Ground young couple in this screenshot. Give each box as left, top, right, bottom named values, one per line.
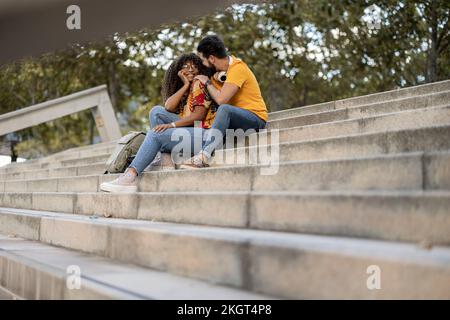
left=100, top=35, right=268, bottom=193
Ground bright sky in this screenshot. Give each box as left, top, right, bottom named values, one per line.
left=0, top=155, right=26, bottom=168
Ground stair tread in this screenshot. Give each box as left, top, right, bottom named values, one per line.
left=2, top=123, right=450, bottom=178
left=2, top=100, right=449, bottom=172
left=0, top=232, right=271, bottom=299
left=1, top=207, right=450, bottom=267
left=268, top=79, right=450, bottom=119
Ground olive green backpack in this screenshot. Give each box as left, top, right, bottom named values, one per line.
left=104, top=131, right=146, bottom=174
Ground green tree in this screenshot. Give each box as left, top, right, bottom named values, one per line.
left=1, top=0, right=448, bottom=159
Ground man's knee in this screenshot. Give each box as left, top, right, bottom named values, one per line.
left=216, top=104, right=235, bottom=117
left=218, top=104, right=233, bottom=112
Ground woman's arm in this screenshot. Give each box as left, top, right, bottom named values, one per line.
left=173, top=106, right=208, bottom=127
left=152, top=106, right=207, bottom=133
left=164, top=83, right=190, bottom=112
left=164, top=70, right=191, bottom=112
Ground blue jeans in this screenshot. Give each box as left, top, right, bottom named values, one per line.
left=129, top=106, right=205, bottom=174
left=203, top=104, right=266, bottom=156
left=149, top=105, right=180, bottom=128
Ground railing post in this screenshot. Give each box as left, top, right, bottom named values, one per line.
left=91, top=91, right=122, bottom=141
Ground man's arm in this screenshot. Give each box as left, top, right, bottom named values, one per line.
left=195, top=75, right=239, bottom=105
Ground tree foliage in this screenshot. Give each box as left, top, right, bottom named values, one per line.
left=0, top=0, right=448, bottom=158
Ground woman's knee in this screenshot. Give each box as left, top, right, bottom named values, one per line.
left=146, top=128, right=167, bottom=143
left=149, top=105, right=165, bottom=118
left=144, top=129, right=158, bottom=141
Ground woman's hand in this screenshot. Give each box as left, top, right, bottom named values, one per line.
left=153, top=123, right=174, bottom=133
left=178, top=70, right=190, bottom=86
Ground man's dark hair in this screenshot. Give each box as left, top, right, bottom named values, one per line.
left=197, top=35, right=227, bottom=59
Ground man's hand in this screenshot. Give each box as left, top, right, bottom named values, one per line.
left=195, top=75, right=239, bottom=105
left=153, top=123, right=174, bottom=133
left=194, top=75, right=209, bottom=85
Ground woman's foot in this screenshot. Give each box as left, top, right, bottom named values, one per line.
left=100, top=168, right=138, bottom=193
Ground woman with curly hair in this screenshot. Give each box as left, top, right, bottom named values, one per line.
left=100, top=53, right=217, bottom=193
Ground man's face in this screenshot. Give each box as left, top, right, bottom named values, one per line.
left=197, top=52, right=216, bottom=72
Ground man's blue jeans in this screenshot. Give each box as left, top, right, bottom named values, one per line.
left=202, top=104, right=266, bottom=156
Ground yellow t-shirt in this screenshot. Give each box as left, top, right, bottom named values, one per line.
left=212, top=56, right=268, bottom=122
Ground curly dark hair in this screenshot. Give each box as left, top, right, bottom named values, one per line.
left=161, top=53, right=211, bottom=103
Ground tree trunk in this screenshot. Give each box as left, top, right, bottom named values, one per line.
left=107, top=61, right=119, bottom=110
left=426, top=0, right=438, bottom=83
left=10, top=141, right=18, bottom=162
left=89, top=115, right=95, bottom=144
left=302, top=84, right=309, bottom=106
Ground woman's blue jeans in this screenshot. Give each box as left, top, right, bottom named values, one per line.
left=129, top=106, right=205, bottom=174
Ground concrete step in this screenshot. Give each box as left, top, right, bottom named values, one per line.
left=1, top=151, right=449, bottom=193
left=52, top=140, right=117, bottom=155
left=3, top=79, right=448, bottom=172
left=1, top=141, right=116, bottom=171
left=0, top=208, right=449, bottom=299
left=48, top=145, right=115, bottom=162
left=3, top=91, right=448, bottom=174
left=0, top=285, right=20, bottom=300
left=252, top=104, right=450, bottom=146
left=0, top=162, right=106, bottom=181
left=2, top=124, right=449, bottom=181
left=1, top=189, right=449, bottom=244
left=3, top=116, right=450, bottom=181
left=0, top=147, right=114, bottom=174
left=267, top=90, right=450, bottom=129
left=57, top=153, right=110, bottom=168
left=268, top=79, right=450, bottom=120
left=214, top=125, right=450, bottom=165
left=0, top=233, right=269, bottom=300
left=3, top=102, right=449, bottom=175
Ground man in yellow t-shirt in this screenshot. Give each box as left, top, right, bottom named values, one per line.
left=181, top=34, right=268, bottom=168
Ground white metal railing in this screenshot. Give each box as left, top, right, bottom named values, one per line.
left=0, top=85, right=122, bottom=142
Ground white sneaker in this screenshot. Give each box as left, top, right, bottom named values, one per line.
left=100, top=170, right=138, bottom=193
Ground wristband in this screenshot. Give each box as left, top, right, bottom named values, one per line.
left=170, top=122, right=176, bottom=128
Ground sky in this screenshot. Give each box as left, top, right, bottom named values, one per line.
left=0, top=156, right=25, bottom=168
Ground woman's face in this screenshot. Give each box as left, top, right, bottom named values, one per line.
left=180, top=60, right=199, bottom=82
